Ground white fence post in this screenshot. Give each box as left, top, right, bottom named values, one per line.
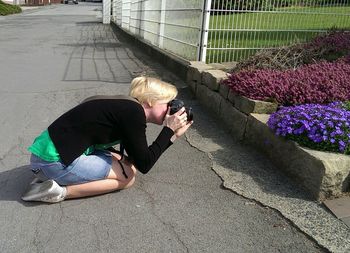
left=103, top=0, right=111, bottom=24
left=159, top=0, right=167, bottom=48
left=198, top=0, right=211, bottom=62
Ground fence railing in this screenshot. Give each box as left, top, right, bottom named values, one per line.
left=205, top=0, right=350, bottom=63
left=111, top=0, right=204, bottom=61
left=110, top=0, right=350, bottom=63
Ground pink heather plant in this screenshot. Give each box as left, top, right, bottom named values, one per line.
left=306, top=31, right=350, bottom=60
left=222, top=58, right=350, bottom=106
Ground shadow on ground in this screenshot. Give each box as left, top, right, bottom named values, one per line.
left=0, top=165, right=42, bottom=206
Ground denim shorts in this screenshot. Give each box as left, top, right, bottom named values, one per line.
left=30, top=150, right=112, bottom=186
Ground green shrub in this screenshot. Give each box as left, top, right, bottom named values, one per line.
left=342, top=100, right=350, bottom=111
left=211, top=0, right=274, bottom=12
left=0, top=0, right=22, bottom=16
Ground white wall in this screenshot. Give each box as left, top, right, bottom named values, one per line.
left=3, top=0, right=26, bottom=5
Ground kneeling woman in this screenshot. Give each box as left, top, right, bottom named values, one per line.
left=22, top=76, right=193, bottom=203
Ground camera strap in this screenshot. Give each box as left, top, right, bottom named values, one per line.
left=118, top=143, right=128, bottom=179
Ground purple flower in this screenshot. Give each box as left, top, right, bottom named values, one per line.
left=267, top=103, right=350, bottom=154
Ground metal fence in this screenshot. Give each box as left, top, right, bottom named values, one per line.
left=111, top=0, right=350, bottom=63
left=205, top=0, right=350, bottom=63
left=111, top=0, right=204, bottom=61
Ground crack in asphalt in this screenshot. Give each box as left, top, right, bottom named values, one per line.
left=32, top=209, right=44, bottom=253
left=135, top=183, right=190, bottom=252
left=184, top=122, right=350, bottom=253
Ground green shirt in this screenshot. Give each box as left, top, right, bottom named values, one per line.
left=28, top=130, right=120, bottom=162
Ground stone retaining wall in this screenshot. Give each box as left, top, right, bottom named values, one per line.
left=187, top=61, right=350, bottom=201
left=110, top=24, right=350, bottom=201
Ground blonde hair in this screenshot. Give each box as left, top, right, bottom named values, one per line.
left=129, top=76, right=178, bottom=106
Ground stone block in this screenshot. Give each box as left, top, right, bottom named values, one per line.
left=196, top=84, right=222, bottom=115
left=221, top=61, right=238, bottom=71
left=202, top=69, right=227, bottom=91
left=244, top=114, right=350, bottom=200
left=187, top=62, right=213, bottom=84
left=227, top=90, right=237, bottom=105
left=208, top=63, right=227, bottom=71
left=186, top=62, right=214, bottom=96
left=219, top=99, right=248, bottom=141
left=185, top=67, right=198, bottom=85
left=209, top=61, right=238, bottom=72
left=186, top=67, right=197, bottom=95
left=187, top=80, right=197, bottom=95
left=307, top=149, right=350, bottom=198
left=189, top=61, right=212, bottom=69
left=233, top=95, right=278, bottom=115
left=219, top=82, right=230, bottom=100
left=208, top=61, right=238, bottom=72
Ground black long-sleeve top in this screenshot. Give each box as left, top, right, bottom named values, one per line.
left=48, top=96, right=174, bottom=174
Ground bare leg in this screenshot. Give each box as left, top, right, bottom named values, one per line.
left=65, top=153, right=136, bottom=199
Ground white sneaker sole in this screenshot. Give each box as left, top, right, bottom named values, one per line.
left=22, top=180, right=64, bottom=203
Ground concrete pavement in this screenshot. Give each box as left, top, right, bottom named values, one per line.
left=0, top=3, right=347, bottom=252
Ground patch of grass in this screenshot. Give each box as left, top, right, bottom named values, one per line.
left=342, top=101, right=350, bottom=111
left=207, top=30, right=321, bottom=62
left=0, top=0, right=22, bottom=16
left=207, top=6, right=350, bottom=62
left=209, top=6, right=350, bottom=30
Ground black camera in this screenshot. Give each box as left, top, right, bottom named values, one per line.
left=168, top=99, right=193, bottom=121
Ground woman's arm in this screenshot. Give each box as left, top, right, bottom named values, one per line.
left=120, top=117, right=174, bottom=174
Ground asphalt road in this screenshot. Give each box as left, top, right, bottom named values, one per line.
left=0, top=3, right=326, bottom=253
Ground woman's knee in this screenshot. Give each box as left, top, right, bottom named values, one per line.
left=123, top=175, right=136, bottom=189
left=122, top=164, right=136, bottom=183
left=109, top=154, right=137, bottom=185
left=118, top=166, right=136, bottom=189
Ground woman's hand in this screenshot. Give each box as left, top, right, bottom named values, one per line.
left=163, top=107, right=188, bottom=132
left=174, top=120, right=193, bottom=138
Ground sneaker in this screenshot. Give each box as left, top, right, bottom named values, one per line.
left=22, top=180, right=66, bottom=203
left=30, top=177, right=43, bottom=185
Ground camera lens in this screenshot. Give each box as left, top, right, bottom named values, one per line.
left=168, top=99, right=194, bottom=121
left=169, top=99, right=184, bottom=115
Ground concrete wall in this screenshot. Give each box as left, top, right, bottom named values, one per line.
left=3, top=0, right=26, bottom=4
left=22, top=0, right=61, bottom=5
